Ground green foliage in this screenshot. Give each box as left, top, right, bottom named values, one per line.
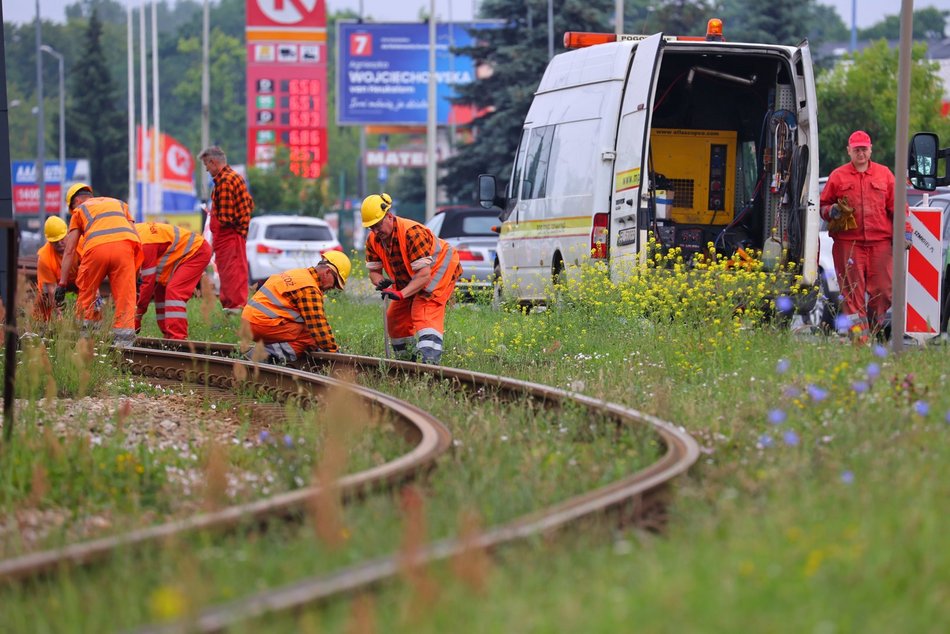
left=65, top=9, right=128, bottom=196
left=859, top=7, right=948, bottom=41
left=816, top=40, right=950, bottom=175
left=720, top=0, right=815, bottom=45
left=247, top=145, right=332, bottom=216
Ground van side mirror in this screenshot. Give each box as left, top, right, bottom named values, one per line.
left=477, top=174, right=497, bottom=209
left=909, top=133, right=938, bottom=191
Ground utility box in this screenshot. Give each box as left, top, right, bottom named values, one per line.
left=650, top=128, right=737, bottom=225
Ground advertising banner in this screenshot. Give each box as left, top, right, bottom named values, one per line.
left=11, top=159, right=90, bottom=214
left=337, top=21, right=500, bottom=126
left=246, top=0, right=328, bottom=177
left=136, top=127, right=198, bottom=219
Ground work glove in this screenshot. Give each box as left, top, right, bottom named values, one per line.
left=380, top=288, right=404, bottom=301
left=905, top=230, right=913, bottom=250
left=54, top=284, right=67, bottom=310
left=375, top=278, right=393, bottom=291
left=828, top=197, right=858, bottom=233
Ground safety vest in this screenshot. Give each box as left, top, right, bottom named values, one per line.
left=135, top=222, right=205, bottom=285
left=366, top=217, right=459, bottom=296
left=244, top=268, right=320, bottom=326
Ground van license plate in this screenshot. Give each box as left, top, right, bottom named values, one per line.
left=617, top=227, right=637, bottom=247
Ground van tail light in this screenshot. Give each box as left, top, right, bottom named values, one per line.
left=321, top=244, right=344, bottom=254
left=256, top=244, right=283, bottom=254
left=456, top=248, right=484, bottom=262
left=591, top=213, right=609, bottom=259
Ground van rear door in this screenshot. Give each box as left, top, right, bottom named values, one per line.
left=609, top=33, right=664, bottom=278
left=792, top=41, right=820, bottom=286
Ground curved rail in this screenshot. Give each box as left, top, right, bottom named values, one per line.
left=0, top=346, right=453, bottom=582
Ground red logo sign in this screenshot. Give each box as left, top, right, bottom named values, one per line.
left=349, top=32, right=372, bottom=56
left=246, top=0, right=325, bottom=28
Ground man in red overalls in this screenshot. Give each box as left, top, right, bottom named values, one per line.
left=135, top=222, right=213, bottom=339
left=361, top=193, right=461, bottom=364
left=199, top=146, right=253, bottom=314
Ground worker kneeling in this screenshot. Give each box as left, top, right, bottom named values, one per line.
left=135, top=222, right=213, bottom=339
left=34, top=216, right=82, bottom=322
left=241, top=251, right=350, bottom=364
left=361, top=193, right=461, bottom=364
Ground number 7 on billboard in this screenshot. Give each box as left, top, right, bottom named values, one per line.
left=350, top=33, right=372, bottom=56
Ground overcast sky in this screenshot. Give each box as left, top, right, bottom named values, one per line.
left=2, top=0, right=947, bottom=32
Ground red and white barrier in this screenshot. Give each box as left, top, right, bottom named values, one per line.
left=905, top=206, right=945, bottom=341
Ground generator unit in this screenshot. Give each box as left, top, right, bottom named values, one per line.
left=650, top=128, right=737, bottom=225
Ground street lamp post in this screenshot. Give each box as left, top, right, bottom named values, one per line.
left=39, top=45, right=66, bottom=217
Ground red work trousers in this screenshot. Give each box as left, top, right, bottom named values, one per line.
left=155, top=242, right=212, bottom=340
left=832, top=239, right=893, bottom=333
left=212, top=221, right=248, bottom=310
left=75, top=240, right=137, bottom=337
left=244, top=319, right=316, bottom=357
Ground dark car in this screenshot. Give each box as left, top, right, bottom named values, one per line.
left=425, top=206, right=499, bottom=291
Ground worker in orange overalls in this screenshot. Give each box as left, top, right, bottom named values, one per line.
left=33, top=216, right=82, bottom=321
left=58, top=183, right=142, bottom=347
left=134, top=221, right=213, bottom=339
left=241, top=251, right=350, bottom=364
left=361, top=193, right=461, bottom=364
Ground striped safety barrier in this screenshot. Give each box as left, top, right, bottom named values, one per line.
left=905, top=206, right=945, bottom=341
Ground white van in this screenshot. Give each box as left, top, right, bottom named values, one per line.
left=479, top=21, right=821, bottom=307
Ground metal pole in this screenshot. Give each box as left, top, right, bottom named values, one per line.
left=358, top=2, right=366, bottom=198
left=547, top=0, right=554, bottom=60
left=1, top=1, right=19, bottom=442
left=200, top=0, right=210, bottom=203
left=40, top=46, right=65, bottom=217
left=890, top=0, right=914, bottom=354
left=35, top=0, right=46, bottom=219
left=850, top=0, right=857, bottom=53
left=151, top=0, right=162, bottom=216
left=615, top=0, right=623, bottom=35
left=127, top=1, right=137, bottom=217
left=139, top=0, right=148, bottom=217
left=426, top=0, right=437, bottom=220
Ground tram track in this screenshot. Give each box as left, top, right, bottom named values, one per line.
left=3, top=338, right=699, bottom=631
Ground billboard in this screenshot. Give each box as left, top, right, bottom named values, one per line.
left=136, top=127, right=199, bottom=219
left=11, top=159, right=90, bottom=215
left=337, top=21, right=500, bottom=126
left=246, top=0, right=328, bottom=178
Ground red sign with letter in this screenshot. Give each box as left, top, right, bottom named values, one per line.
left=246, top=0, right=327, bottom=178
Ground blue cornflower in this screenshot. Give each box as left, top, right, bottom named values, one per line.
left=283, top=434, right=294, bottom=447
left=783, top=430, right=800, bottom=446
left=776, top=358, right=790, bottom=374
left=768, top=409, right=787, bottom=425
left=851, top=380, right=869, bottom=394
left=806, top=384, right=829, bottom=401
left=758, top=434, right=774, bottom=448
left=840, top=470, right=855, bottom=485
left=259, top=430, right=270, bottom=442
left=873, top=344, right=888, bottom=358
left=775, top=296, right=794, bottom=313
left=945, top=410, right=950, bottom=424
left=835, top=314, right=851, bottom=333
left=914, top=401, right=930, bottom=416
left=866, top=363, right=881, bottom=380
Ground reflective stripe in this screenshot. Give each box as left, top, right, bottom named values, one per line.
left=165, top=300, right=188, bottom=309
left=86, top=225, right=137, bottom=241
left=163, top=311, right=188, bottom=319
left=259, top=286, right=304, bottom=323
left=141, top=266, right=157, bottom=276
left=390, top=336, right=414, bottom=347
left=156, top=226, right=181, bottom=278
left=113, top=328, right=136, bottom=336
left=424, top=241, right=456, bottom=294
left=416, top=328, right=443, bottom=350
left=171, top=232, right=197, bottom=277
left=155, top=302, right=166, bottom=309
left=247, top=298, right=282, bottom=320
left=82, top=208, right=127, bottom=232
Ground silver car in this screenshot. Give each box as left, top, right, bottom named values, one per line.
left=245, top=215, right=343, bottom=286
left=425, top=207, right=499, bottom=290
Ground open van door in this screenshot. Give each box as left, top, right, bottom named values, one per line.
left=792, top=41, right=820, bottom=286
left=609, top=33, right=664, bottom=279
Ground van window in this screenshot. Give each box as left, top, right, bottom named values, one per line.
left=522, top=125, right=555, bottom=199
left=509, top=129, right=530, bottom=200
left=543, top=119, right=600, bottom=199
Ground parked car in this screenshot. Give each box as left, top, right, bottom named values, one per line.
left=425, top=206, right=499, bottom=291
left=245, top=215, right=342, bottom=286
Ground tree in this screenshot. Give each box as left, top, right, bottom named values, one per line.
left=720, top=0, right=815, bottom=46
left=859, top=8, right=948, bottom=41
left=440, top=0, right=614, bottom=206
left=66, top=9, right=128, bottom=197
left=816, top=40, right=950, bottom=176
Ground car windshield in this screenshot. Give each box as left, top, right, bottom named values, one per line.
left=441, top=212, right=498, bottom=238
left=264, top=224, right=333, bottom=241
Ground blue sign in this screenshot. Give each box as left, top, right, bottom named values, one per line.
left=337, top=21, right=500, bottom=126
left=12, top=159, right=89, bottom=184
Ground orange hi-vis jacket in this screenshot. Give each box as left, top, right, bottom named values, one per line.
left=244, top=268, right=318, bottom=328
left=36, top=239, right=84, bottom=290
left=135, top=222, right=205, bottom=285
left=365, top=217, right=459, bottom=299
left=69, top=197, right=143, bottom=268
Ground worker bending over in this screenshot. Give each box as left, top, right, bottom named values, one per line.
left=58, top=183, right=142, bottom=347
left=361, top=193, right=461, bottom=364
left=34, top=216, right=82, bottom=322
left=135, top=221, right=213, bottom=339
left=241, top=251, right=350, bottom=364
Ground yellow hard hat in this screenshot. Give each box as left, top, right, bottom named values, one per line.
left=65, top=182, right=92, bottom=207
left=361, top=193, right=392, bottom=228
left=320, top=250, right=351, bottom=289
left=45, top=215, right=68, bottom=243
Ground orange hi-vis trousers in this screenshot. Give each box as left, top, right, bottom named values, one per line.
left=75, top=240, right=138, bottom=340
left=243, top=319, right=316, bottom=360
left=386, top=286, right=454, bottom=364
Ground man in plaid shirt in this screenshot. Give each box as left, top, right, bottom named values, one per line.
left=199, top=146, right=253, bottom=314
left=241, top=252, right=351, bottom=364
left=362, top=193, right=461, bottom=364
